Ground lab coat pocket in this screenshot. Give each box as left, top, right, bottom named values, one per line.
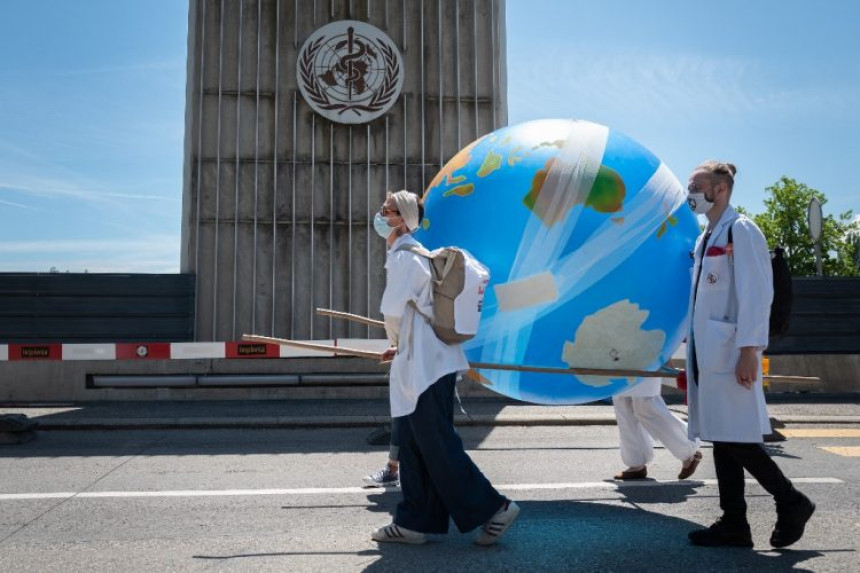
left=700, top=256, right=730, bottom=292
left=702, top=319, right=739, bottom=374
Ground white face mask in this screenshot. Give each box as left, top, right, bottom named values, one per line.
left=687, top=192, right=714, bottom=215
left=373, top=212, right=395, bottom=238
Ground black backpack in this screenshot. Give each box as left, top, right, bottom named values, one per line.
left=727, top=223, right=792, bottom=338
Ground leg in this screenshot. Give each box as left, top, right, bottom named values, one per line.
left=631, top=396, right=702, bottom=479
left=362, top=417, right=401, bottom=487
left=687, top=441, right=753, bottom=548
left=716, top=442, right=815, bottom=548
left=402, top=373, right=506, bottom=533
left=713, top=441, right=748, bottom=523
left=717, top=442, right=799, bottom=504
left=631, top=396, right=698, bottom=462
left=389, top=416, right=401, bottom=463
left=393, top=407, right=451, bottom=534
left=613, top=396, right=653, bottom=469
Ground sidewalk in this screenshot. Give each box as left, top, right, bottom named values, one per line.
left=1, top=394, right=859, bottom=430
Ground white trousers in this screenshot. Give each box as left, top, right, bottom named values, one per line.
left=613, top=395, right=699, bottom=468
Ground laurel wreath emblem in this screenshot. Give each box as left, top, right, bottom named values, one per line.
left=299, top=35, right=401, bottom=118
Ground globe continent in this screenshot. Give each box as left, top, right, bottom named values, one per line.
left=416, top=119, right=700, bottom=405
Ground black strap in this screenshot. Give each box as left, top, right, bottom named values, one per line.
left=689, top=229, right=712, bottom=385
left=692, top=229, right=713, bottom=304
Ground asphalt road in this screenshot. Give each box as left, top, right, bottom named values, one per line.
left=1, top=424, right=858, bottom=572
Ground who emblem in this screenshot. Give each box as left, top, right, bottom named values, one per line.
left=297, top=20, right=404, bottom=124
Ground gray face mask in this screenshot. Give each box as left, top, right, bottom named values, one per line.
left=687, top=192, right=714, bottom=215
left=373, top=212, right=395, bottom=238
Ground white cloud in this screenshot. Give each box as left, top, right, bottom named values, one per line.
left=0, top=181, right=179, bottom=204
left=0, top=235, right=180, bottom=273
left=0, top=197, right=36, bottom=210
left=52, top=60, right=185, bottom=77
left=509, top=52, right=853, bottom=125
left=0, top=236, right=176, bottom=255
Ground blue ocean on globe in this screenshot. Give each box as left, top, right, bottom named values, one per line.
left=415, top=119, right=700, bottom=405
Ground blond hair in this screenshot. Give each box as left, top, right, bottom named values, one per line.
left=695, top=160, right=737, bottom=192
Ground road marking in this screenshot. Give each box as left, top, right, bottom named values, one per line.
left=779, top=429, right=860, bottom=438
left=0, top=477, right=843, bottom=502
left=819, top=446, right=860, bottom=457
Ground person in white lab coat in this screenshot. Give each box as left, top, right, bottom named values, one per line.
left=685, top=161, right=814, bottom=549
left=612, top=377, right=701, bottom=481
left=370, top=190, right=519, bottom=546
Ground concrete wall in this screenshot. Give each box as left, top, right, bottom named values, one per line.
left=0, top=358, right=390, bottom=402
left=181, top=0, right=508, bottom=342
left=1, top=353, right=856, bottom=402
left=0, top=357, right=505, bottom=402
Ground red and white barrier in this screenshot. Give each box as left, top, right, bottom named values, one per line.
left=0, top=339, right=390, bottom=362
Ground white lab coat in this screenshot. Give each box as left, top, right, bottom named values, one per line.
left=381, top=234, right=469, bottom=418
left=686, top=205, right=773, bottom=443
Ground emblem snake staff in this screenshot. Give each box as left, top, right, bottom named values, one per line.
left=319, top=26, right=376, bottom=99
left=297, top=20, right=404, bottom=123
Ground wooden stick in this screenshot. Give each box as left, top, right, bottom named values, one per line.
left=469, top=361, right=675, bottom=378
left=316, top=308, right=385, bottom=328
left=244, top=334, right=675, bottom=377
left=763, top=375, right=821, bottom=383
left=246, top=334, right=821, bottom=383
left=242, top=335, right=386, bottom=360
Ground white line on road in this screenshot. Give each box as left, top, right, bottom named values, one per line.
left=0, top=477, right=843, bottom=501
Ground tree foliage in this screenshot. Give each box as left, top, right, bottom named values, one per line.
left=742, top=177, right=859, bottom=277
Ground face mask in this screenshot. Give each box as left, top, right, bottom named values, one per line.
left=687, top=192, right=714, bottom=215
left=373, top=212, right=395, bottom=238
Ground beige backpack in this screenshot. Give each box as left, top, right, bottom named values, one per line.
left=396, top=244, right=490, bottom=344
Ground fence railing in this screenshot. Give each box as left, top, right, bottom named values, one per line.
left=0, top=273, right=195, bottom=343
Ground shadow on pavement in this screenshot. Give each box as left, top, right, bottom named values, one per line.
left=357, top=500, right=827, bottom=573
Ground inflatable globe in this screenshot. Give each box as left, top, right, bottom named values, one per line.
left=416, top=119, right=699, bottom=404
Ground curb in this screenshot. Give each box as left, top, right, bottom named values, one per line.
left=22, top=414, right=618, bottom=431
left=20, top=414, right=860, bottom=431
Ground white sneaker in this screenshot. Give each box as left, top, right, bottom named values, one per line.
left=371, top=523, right=427, bottom=544
left=475, top=500, right=520, bottom=546
left=362, top=466, right=399, bottom=488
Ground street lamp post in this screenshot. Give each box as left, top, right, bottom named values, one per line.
left=808, top=197, right=823, bottom=277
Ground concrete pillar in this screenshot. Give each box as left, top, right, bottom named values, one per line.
left=182, top=0, right=507, bottom=341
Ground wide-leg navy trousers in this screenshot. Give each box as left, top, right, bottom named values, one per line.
left=394, top=373, right=505, bottom=534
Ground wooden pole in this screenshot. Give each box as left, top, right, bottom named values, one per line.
left=242, top=334, right=676, bottom=377
left=469, top=361, right=675, bottom=378
left=242, top=335, right=386, bottom=360
left=315, top=308, right=385, bottom=328
left=763, top=375, right=821, bottom=383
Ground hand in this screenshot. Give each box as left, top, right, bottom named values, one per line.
left=380, top=346, right=397, bottom=363
left=735, top=347, right=758, bottom=390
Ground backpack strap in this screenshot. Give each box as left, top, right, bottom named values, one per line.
left=395, top=244, right=458, bottom=285
left=394, top=243, right=431, bottom=257
left=725, top=216, right=741, bottom=261
left=391, top=244, right=435, bottom=324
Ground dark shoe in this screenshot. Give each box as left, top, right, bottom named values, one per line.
left=362, top=466, right=400, bottom=488
left=678, top=450, right=703, bottom=480
left=613, top=466, right=647, bottom=480
left=771, top=494, right=815, bottom=548
left=688, top=518, right=754, bottom=548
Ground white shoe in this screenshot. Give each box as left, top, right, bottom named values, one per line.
left=475, top=500, right=520, bottom=546
left=371, top=523, right=427, bottom=544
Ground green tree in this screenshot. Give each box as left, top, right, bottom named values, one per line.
left=744, top=177, right=859, bottom=277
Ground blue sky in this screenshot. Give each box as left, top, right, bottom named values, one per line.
left=1, top=1, right=858, bottom=273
